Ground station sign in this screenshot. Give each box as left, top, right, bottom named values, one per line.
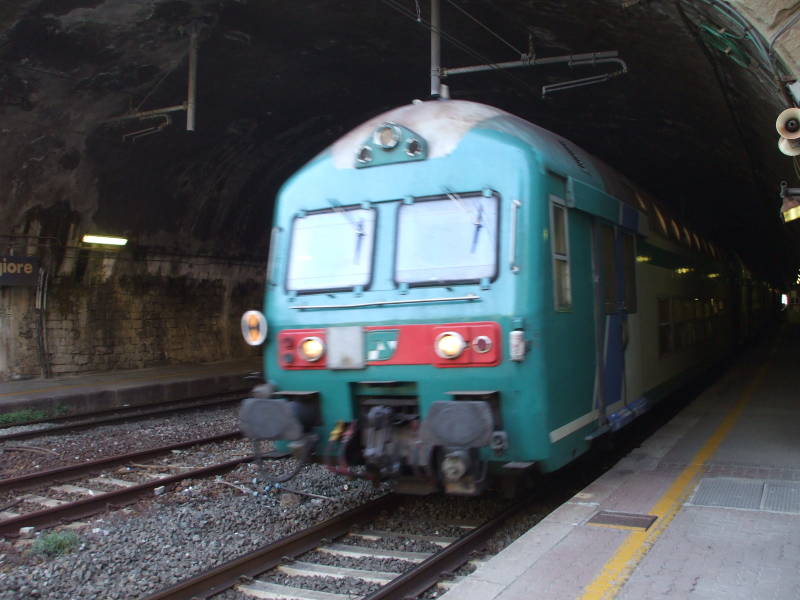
left=0, top=256, right=39, bottom=287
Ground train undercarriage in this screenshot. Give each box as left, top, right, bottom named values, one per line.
left=239, top=383, right=526, bottom=496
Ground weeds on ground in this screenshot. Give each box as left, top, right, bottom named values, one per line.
left=30, top=531, right=80, bottom=557
left=0, top=408, right=48, bottom=426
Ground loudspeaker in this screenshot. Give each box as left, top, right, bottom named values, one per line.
left=778, top=136, right=800, bottom=156
left=776, top=107, right=800, bottom=139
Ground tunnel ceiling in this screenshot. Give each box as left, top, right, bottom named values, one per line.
left=0, top=0, right=798, bottom=283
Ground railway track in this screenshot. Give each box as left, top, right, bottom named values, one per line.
left=0, top=432, right=286, bottom=536
left=0, top=391, right=248, bottom=443
left=143, top=493, right=533, bottom=600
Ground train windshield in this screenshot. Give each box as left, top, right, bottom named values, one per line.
left=396, top=192, right=498, bottom=285
left=287, top=206, right=376, bottom=291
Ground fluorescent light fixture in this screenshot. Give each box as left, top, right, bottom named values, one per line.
left=82, top=235, right=128, bottom=246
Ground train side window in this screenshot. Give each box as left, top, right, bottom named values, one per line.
left=622, top=233, right=637, bottom=313
left=550, top=200, right=571, bottom=310
left=658, top=297, right=672, bottom=354
left=682, top=226, right=692, bottom=247
left=599, top=224, right=616, bottom=314
left=652, top=205, right=668, bottom=237
left=670, top=220, right=681, bottom=242
left=635, top=191, right=648, bottom=213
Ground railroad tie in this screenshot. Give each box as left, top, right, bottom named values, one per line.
left=236, top=580, right=353, bottom=600
left=318, top=543, right=432, bottom=563
left=277, top=561, right=398, bottom=584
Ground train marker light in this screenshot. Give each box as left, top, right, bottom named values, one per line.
left=472, top=335, right=493, bottom=354
left=406, top=138, right=423, bottom=157
left=374, top=123, right=401, bottom=149
left=241, top=310, right=267, bottom=346
left=299, top=336, right=325, bottom=362
left=82, top=235, right=128, bottom=246
left=435, top=331, right=466, bottom=359
left=356, top=146, right=373, bottom=164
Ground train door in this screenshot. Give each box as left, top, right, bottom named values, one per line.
left=592, top=221, right=637, bottom=422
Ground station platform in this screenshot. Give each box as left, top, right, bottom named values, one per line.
left=0, top=357, right=261, bottom=421
left=443, top=327, right=800, bottom=600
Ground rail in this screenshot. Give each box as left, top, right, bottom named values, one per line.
left=0, top=392, right=247, bottom=442
left=144, top=492, right=535, bottom=600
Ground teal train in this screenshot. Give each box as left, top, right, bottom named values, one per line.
left=239, top=99, right=774, bottom=495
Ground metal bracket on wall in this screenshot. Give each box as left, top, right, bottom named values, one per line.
left=103, top=27, right=199, bottom=140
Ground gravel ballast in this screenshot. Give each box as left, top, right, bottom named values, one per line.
left=0, top=462, right=390, bottom=599
left=0, top=405, right=240, bottom=478
left=0, top=406, right=563, bottom=600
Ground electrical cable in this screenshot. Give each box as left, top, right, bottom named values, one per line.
left=769, top=8, right=800, bottom=56
left=674, top=2, right=769, bottom=226
left=133, top=51, right=188, bottom=113
left=679, top=0, right=793, bottom=106
left=444, top=0, right=524, bottom=56
left=380, top=0, right=540, bottom=97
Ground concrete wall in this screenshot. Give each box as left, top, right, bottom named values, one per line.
left=0, top=243, right=264, bottom=381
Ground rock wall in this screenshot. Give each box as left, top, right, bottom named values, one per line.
left=732, top=1, right=800, bottom=81
left=0, top=243, right=264, bottom=381
left=0, top=0, right=273, bottom=381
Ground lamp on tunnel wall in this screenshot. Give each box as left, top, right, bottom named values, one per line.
left=81, top=235, right=128, bottom=246
left=779, top=181, right=800, bottom=223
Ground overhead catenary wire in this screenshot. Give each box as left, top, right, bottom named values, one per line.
left=132, top=50, right=190, bottom=113
left=443, top=0, right=524, bottom=57
left=380, top=0, right=540, bottom=97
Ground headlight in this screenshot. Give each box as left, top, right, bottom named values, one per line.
left=298, top=336, right=325, bottom=362
left=241, top=310, right=267, bottom=346
left=435, top=331, right=466, bottom=359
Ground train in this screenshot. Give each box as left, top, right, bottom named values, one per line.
left=238, top=98, right=775, bottom=495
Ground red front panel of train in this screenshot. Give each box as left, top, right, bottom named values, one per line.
left=277, top=322, right=501, bottom=370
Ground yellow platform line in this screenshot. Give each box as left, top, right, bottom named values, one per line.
left=579, top=357, right=771, bottom=600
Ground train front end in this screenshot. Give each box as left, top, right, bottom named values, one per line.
left=240, top=100, right=546, bottom=495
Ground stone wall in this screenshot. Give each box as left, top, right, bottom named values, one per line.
left=0, top=243, right=265, bottom=381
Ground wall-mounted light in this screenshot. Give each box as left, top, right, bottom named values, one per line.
left=779, top=181, right=800, bottom=223
left=635, top=255, right=651, bottom=263
left=82, top=235, right=128, bottom=246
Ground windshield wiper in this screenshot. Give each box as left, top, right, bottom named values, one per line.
left=327, top=199, right=366, bottom=264
left=444, top=188, right=483, bottom=254
left=354, top=218, right=365, bottom=264
left=471, top=203, right=483, bottom=254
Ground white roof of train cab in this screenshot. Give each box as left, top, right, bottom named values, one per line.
left=331, top=100, right=508, bottom=168
left=329, top=99, right=638, bottom=209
